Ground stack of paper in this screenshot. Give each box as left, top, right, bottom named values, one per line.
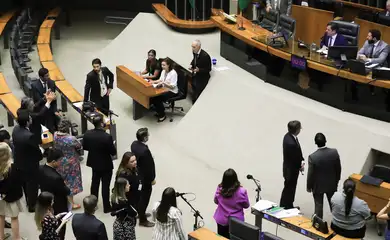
left=252, top=200, right=277, bottom=212
left=271, top=208, right=301, bottom=219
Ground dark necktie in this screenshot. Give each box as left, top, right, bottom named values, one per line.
left=42, top=82, right=47, bottom=92
left=328, top=37, right=332, bottom=47
left=194, top=53, right=198, bottom=66
left=369, top=45, right=375, bottom=58
left=295, top=137, right=301, bottom=148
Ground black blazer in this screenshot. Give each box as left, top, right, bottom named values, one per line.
left=17, top=105, right=49, bottom=145
left=31, top=79, right=57, bottom=112
left=190, top=49, right=212, bottom=81
left=72, top=213, right=108, bottom=240
left=0, top=164, right=23, bottom=202
left=117, top=169, right=141, bottom=207
left=111, top=199, right=137, bottom=221
left=130, top=141, right=156, bottom=184
left=84, top=67, right=114, bottom=104
left=12, top=125, right=43, bottom=171
left=283, top=133, right=304, bottom=170
left=307, top=147, right=341, bottom=194
left=38, top=165, right=70, bottom=214
left=83, top=128, right=116, bottom=171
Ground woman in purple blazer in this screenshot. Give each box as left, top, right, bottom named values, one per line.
left=214, top=169, right=250, bottom=238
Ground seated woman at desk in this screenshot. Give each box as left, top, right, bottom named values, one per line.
left=330, top=179, right=371, bottom=239
left=150, top=57, right=178, bottom=122
left=141, top=49, right=161, bottom=80
left=376, top=198, right=390, bottom=240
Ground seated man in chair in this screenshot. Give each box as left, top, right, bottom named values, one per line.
left=357, top=29, right=389, bottom=67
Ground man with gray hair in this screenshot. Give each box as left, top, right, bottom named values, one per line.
left=72, top=195, right=108, bottom=239
left=190, top=39, right=211, bottom=104
left=386, top=0, right=390, bottom=16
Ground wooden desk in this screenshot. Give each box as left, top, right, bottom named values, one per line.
left=152, top=3, right=216, bottom=33
left=37, top=28, right=52, bottom=44
left=0, top=73, right=11, bottom=95
left=350, top=173, right=390, bottom=213
left=55, top=80, right=83, bottom=103
left=117, top=65, right=168, bottom=120
left=0, top=10, right=16, bottom=23
left=41, top=19, right=55, bottom=28
left=337, top=0, right=384, bottom=21
left=38, top=44, right=53, bottom=62
left=355, top=18, right=390, bottom=48
left=291, top=5, right=334, bottom=45
left=0, top=23, right=6, bottom=36
left=188, top=228, right=228, bottom=239
left=47, top=8, right=61, bottom=19
left=41, top=61, right=65, bottom=81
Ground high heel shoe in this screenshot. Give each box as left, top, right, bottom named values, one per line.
left=157, top=116, right=166, bottom=122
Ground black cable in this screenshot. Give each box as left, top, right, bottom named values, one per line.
left=336, top=62, right=344, bottom=77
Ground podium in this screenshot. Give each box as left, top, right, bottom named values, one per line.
left=165, top=0, right=229, bottom=21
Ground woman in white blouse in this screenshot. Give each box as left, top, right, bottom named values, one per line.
left=150, top=58, right=178, bottom=122
left=152, top=187, right=186, bottom=240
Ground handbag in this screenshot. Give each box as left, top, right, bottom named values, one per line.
left=312, top=214, right=329, bottom=234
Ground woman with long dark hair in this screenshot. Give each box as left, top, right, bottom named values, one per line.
left=141, top=49, right=161, bottom=80
left=116, top=152, right=140, bottom=208
left=111, top=177, right=137, bottom=240
left=152, top=187, right=186, bottom=240
left=330, top=179, right=370, bottom=238
left=214, top=168, right=250, bottom=238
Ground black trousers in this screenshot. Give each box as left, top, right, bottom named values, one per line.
left=91, top=170, right=112, bottom=212
left=151, top=92, right=177, bottom=118
left=138, top=182, right=152, bottom=222
left=192, top=76, right=209, bottom=104
left=21, top=169, right=38, bottom=210
left=331, top=222, right=366, bottom=238
left=97, top=95, right=110, bottom=116
left=217, top=224, right=230, bottom=238
left=313, top=192, right=334, bottom=219
left=280, top=167, right=300, bottom=209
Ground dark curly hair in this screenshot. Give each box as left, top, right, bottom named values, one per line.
left=219, top=168, right=240, bottom=198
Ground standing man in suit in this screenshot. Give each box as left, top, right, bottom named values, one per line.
left=307, top=133, right=341, bottom=219
left=190, top=39, right=212, bottom=104
left=12, top=110, right=42, bottom=212
left=320, top=22, right=348, bottom=48
left=84, top=58, right=114, bottom=116
left=280, top=120, right=304, bottom=209
left=357, top=29, right=389, bottom=66
left=83, top=115, right=116, bottom=213
left=72, top=195, right=108, bottom=240
left=31, top=67, right=59, bottom=133
left=131, top=128, right=155, bottom=227
left=266, top=0, right=292, bottom=16
left=39, top=148, right=70, bottom=240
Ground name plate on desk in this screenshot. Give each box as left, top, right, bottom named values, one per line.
left=291, top=55, right=307, bottom=71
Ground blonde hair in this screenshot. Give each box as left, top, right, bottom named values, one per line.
left=0, top=143, right=12, bottom=180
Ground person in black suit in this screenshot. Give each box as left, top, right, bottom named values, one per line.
left=31, top=67, right=59, bottom=133
left=190, top=39, right=212, bottom=104
left=307, top=133, right=341, bottom=219
left=12, top=110, right=42, bottom=212
left=131, top=128, right=155, bottom=227
left=84, top=58, right=114, bottom=116
left=19, top=93, right=56, bottom=144
left=38, top=147, right=70, bottom=240
left=83, top=115, right=116, bottom=213
left=280, top=120, right=304, bottom=209
left=72, top=195, right=108, bottom=240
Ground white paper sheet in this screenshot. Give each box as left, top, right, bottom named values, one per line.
left=214, top=66, right=230, bottom=71
left=252, top=200, right=277, bottom=212
left=366, top=63, right=379, bottom=69
left=271, top=208, right=301, bottom=219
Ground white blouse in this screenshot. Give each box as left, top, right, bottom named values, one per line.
left=159, top=69, right=178, bottom=94
left=152, top=202, right=186, bottom=240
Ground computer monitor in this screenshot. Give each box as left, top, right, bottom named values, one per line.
left=229, top=217, right=260, bottom=240
left=378, top=14, right=390, bottom=27
left=328, top=46, right=358, bottom=61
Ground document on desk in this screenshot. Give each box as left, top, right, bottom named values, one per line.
left=316, top=47, right=328, bottom=55
left=252, top=200, right=277, bottom=212
left=378, top=67, right=390, bottom=71
left=270, top=208, right=301, bottom=219
left=73, top=101, right=83, bottom=110
left=41, top=125, right=49, bottom=133
left=366, top=63, right=379, bottom=69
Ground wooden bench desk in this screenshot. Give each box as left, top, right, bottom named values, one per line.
left=0, top=73, right=11, bottom=95
left=38, top=44, right=53, bottom=62
left=116, top=65, right=168, bottom=120
left=188, top=228, right=227, bottom=240
left=37, top=28, right=52, bottom=44
left=350, top=173, right=390, bottom=214
left=55, top=80, right=83, bottom=104
left=355, top=18, right=390, bottom=49
left=41, top=19, right=55, bottom=28
left=0, top=10, right=16, bottom=23
left=47, top=8, right=61, bottom=19
left=41, top=61, right=65, bottom=81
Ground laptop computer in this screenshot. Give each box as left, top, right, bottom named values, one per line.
left=347, top=59, right=369, bottom=76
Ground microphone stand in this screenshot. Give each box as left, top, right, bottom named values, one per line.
left=249, top=178, right=262, bottom=202
left=180, top=195, right=203, bottom=231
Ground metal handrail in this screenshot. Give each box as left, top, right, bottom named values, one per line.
left=104, top=16, right=133, bottom=25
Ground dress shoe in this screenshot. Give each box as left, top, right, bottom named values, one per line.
left=137, top=213, right=152, bottom=219
left=139, top=220, right=155, bottom=227
left=4, top=221, right=11, bottom=228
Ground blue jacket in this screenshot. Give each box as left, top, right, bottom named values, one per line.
left=320, top=33, right=348, bottom=48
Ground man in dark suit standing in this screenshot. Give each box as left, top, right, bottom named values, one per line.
left=83, top=115, right=116, bottom=213
left=280, top=120, right=304, bottom=209
left=39, top=148, right=70, bottom=240
left=307, top=133, right=341, bottom=219
left=31, top=67, right=59, bottom=133
left=131, top=128, right=155, bottom=227
left=190, top=39, right=212, bottom=104
left=84, top=58, right=114, bottom=116
left=320, top=22, right=348, bottom=48
left=72, top=195, right=108, bottom=240
left=12, top=110, right=42, bottom=212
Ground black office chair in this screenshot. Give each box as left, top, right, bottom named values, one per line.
left=368, top=164, right=390, bottom=236
left=259, top=9, right=279, bottom=32
left=378, top=13, right=390, bottom=26
left=229, top=217, right=261, bottom=240
left=358, top=10, right=378, bottom=22
left=331, top=20, right=360, bottom=46
left=164, top=69, right=188, bottom=122
left=277, top=14, right=296, bottom=39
